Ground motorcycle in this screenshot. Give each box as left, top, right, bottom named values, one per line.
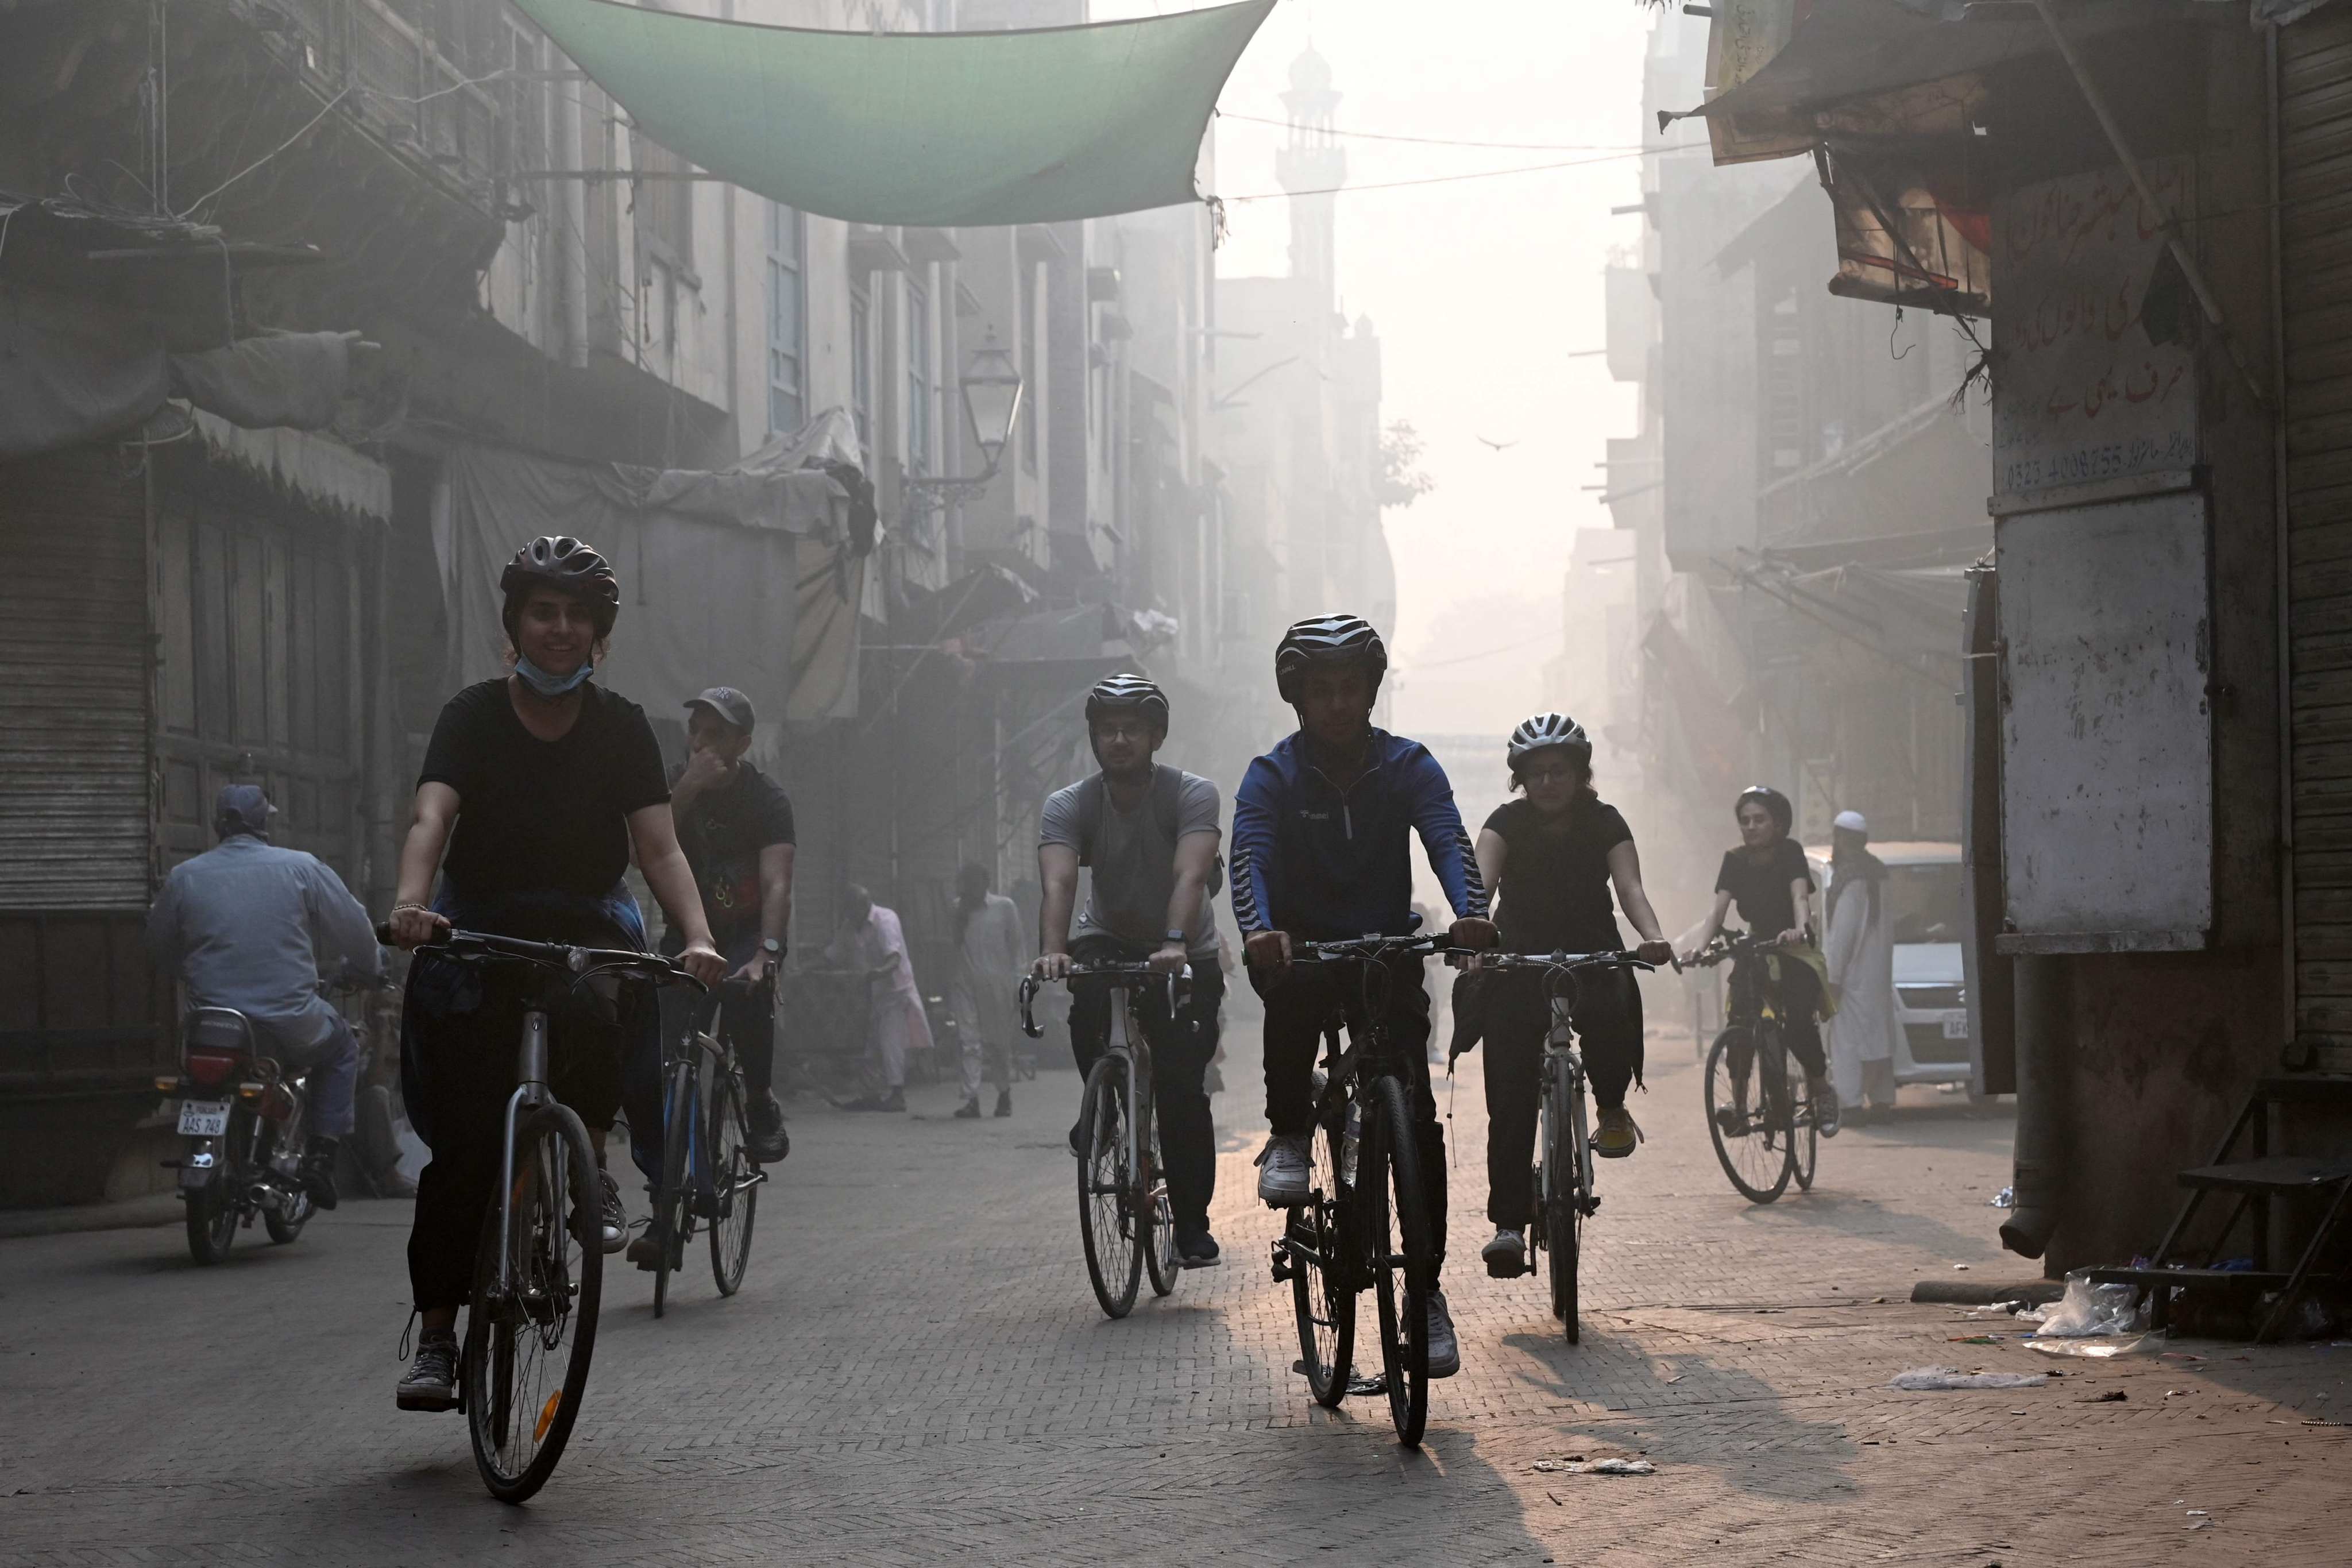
left=159, top=1008, right=318, bottom=1265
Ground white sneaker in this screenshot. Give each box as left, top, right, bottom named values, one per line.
left=1255, top=1133, right=1312, bottom=1207
left=1426, top=1288, right=1461, bottom=1378
left=1481, top=1226, right=1528, bottom=1278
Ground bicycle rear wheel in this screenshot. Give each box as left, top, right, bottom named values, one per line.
left=1366, top=1076, right=1433, bottom=1448
left=1545, top=1065, right=1585, bottom=1342
left=1076, top=1055, right=1142, bottom=1319
left=464, top=1102, right=603, bottom=1504
left=708, top=1065, right=758, bottom=1297
left=1705, top=1028, right=1793, bottom=1204
left=1142, top=1106, right=1182, bottom=1299
left=652, top=1057, right=694, bottom=1319
left=1288, top=1113, right=1355, bottom=1407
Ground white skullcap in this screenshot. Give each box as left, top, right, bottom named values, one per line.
left=1833, top=809, right=1868, bottom=834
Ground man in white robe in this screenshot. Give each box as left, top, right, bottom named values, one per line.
left=1824, top=810, right=1901, bottom=1117
left=827, top=883, right=933, bottom=1113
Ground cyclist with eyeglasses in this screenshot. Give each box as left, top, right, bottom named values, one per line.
left=1232, top=613, right=1495, bottom=1377
left=1465, top=713, right=1675, bottom=1280
left=1036, top=673, right=1227, bottom=1268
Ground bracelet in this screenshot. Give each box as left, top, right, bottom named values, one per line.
left=390, top=902, right=430, bottom=917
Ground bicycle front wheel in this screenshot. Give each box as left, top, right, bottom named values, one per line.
left=1366, top=1076, right=1433, bottom=1448
left=1546, top=1066, right=1585, bottom=1342
left=1705, top=1028, right=1793, bottom=1204
left=708, top=1067, right=758, bottom=1297
left=1789, top=1062, right=1819, bottom=1192
left=1288, top=1111, right=1356, bottom=1407
left=1076, top=1055, right=1142, bottom=1319
left=1141, top=1104, right=1182, bottom=1299
left=464, top=1102, right=603, bottom=1504
left=652, top=1057, right=694, bottom=1319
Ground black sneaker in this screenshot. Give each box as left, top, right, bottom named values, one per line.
left=749, top=1094, right=791, bottom=1163
left=299, top=1137, right=340, bottom=1211
left=396, top=1330, right=459, bottom=1412
left=993, top=1089, right=1013, bottom=1118
left=954, top=1096, right=983, bottom=1119
left=1176, top=1228, right=1222, bottom=1268
left=597, top=1169, right=628, bottom=1255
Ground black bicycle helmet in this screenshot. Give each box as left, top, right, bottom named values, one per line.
left=1274, top=613, right=1388, bottom=704
left=500, top=535, right=620, bottom=638
left=1507, top=712, right=1591, bottom=774
left=1735, top=783, right=1794, bottom=837
left=1083, top=672, right=1170, bottom=732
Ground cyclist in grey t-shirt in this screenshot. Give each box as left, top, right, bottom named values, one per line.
left=1036, top=673, right=1227, bottom=1268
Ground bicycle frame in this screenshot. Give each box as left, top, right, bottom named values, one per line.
left=1019, top=964, right=1185, bottom=1181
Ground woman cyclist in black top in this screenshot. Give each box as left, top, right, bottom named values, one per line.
left=1677, top=783, right=1839, bottom=1136
left=384, top=535, right=725, bottom=1412
left=1469, top=713, right=1673, bottom=1280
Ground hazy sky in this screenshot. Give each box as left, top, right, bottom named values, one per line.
left=1144, top=0, right=1678, bottom=735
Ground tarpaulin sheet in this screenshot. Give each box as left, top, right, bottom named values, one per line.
left=0, top=284, right=353, bottom=461
left=510, top=0, right=1272, bottom=226
left=441, top=442, right=845, bottom=756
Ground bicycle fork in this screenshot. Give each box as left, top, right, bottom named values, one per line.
left=494, top=1006, right=555, bottom=1301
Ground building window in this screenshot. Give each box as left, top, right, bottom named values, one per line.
left=631, top=129, right=694, bottom=271
left=1019, top=262, right=1039, bottom=473
left=851, top=281, right=873, bottom=456
left=766, top=202, right=805, bottom=435
left=906, top=275, right=933, bottom=476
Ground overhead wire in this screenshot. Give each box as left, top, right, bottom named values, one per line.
left=1221, top=142, right=1706, bottom=202
left=1216, top=109, right=1643, bottom=154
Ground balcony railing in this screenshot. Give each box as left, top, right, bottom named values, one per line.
left=270, top=0, right=507, bottom=207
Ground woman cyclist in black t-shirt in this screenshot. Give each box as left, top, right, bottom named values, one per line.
left=1677, top=783, right=1839, bottom=1136
left=1468, top=713, right=1674, bottom=1280
left=383, top=536, right=724, bottom=1413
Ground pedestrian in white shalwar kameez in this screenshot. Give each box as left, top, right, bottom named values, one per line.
left=825, top=883, right=933, bottom=1113
left=950, top=862, right=1025, bottom=1118
left=1824, top=810, right=1901, bottom=1115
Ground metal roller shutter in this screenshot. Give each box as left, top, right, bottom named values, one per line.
left=2284, top=6, right=2352, bottom=1057
left=0, top=449, right=153, bottom=910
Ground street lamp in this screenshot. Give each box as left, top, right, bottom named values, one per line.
left=907, top=330, right=1025, bottom=512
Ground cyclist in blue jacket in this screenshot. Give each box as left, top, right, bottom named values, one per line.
left=1231, top=613, right=1496, bottom=1378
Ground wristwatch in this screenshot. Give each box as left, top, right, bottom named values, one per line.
left=760, top=938, right=782, bottom=956
left=1163, top=929, right=1187, bottom=945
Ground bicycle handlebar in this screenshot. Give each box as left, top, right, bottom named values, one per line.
left=377, top=924, right=710, bottom=992
left=1293, top=934, right=1446, bottom=961
left=1469, top=949, right=1654, bottom=973
left=1678, top=930, right=1779, bottom=971
left=1017, top=962, right=1193, bottom=1039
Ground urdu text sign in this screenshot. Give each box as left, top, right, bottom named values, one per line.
left=1990, top=160, right=2197, bottom=497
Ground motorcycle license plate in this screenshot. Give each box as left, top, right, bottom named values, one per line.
left=1940, top=1011, right=1970, bottom=1040
left=178, top=1099, right=231, bottom=1137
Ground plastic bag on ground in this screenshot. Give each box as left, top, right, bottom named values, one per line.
left=2029, top=1272, right=2151, bottom=1338
left=2027, top=1334, right=2153, bottom=1358
left=1534, top=1458, right=1656, bottom=1475
left=1891, top=1365, right=2049, bottom=1390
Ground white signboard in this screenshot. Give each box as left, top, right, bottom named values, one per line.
left=1997, top=492, right=2211, bottom=950
left=1990, top=160, right=2199, bottom=497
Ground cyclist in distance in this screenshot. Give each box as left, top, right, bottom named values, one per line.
left=1231, top=613, right=1496, bottom=1377
left=1677, top=784, right=1840, bottom=1136
left=1466, top=714, right=1675, bottom=1280
left=1036, top=673, right=1227, bottom=1268
left=654, top=685, right=795, bottom=1173
left=384, top=535, right=724, bottom=1412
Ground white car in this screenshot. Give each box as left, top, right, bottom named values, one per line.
left=1806, top=841, right=1972, bottom=1090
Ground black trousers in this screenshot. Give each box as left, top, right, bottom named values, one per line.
left=405, top=974, right=632, bottom=1314
left=1068, top=937, right=1224, bottom=1234
left=1480, top=966, right=1643, bottom=1229
left=1744, top=955, right=1827, bottom=1079
left=661, top=928, right=778, bottom=1099
left=1254, top=953, right=1447, bottom=1279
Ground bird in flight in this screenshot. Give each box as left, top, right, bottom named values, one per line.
left=1476, top=435, right=1519, bottom=451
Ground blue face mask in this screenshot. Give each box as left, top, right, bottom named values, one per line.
left=515, top=653, right=594, bottom=698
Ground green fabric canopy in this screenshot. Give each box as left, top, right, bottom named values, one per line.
left=511, top=0, right=1272, bottom=227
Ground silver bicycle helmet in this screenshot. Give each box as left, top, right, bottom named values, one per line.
left=1084, top=672, right=1170, bottom=732
left=1507, top=712, right=1591, bottom=774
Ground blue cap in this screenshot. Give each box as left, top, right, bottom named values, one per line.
left=214, top=783, right=276, bottom=838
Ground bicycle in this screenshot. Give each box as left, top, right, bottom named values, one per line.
left=1465, top=949, right=1652, bottom=1343
left=1682, top=931, right=1817, bottom=1204
left=392, top=925, right=704, bottom=1503
left=1018, top=962, right=1188, bottom=1319
left=645, top=974, right=772, bottom=1319
left=1267, top=933, right=1445, bottom=1449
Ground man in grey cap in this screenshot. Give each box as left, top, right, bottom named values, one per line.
left=650, top=687, right=797, bottom=1194
left=145, top=785, right=383, bottom=1208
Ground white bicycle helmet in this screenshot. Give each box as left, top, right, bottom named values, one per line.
left=1507, top=712, right=1591, bottom=773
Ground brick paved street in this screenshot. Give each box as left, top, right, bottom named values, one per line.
left=2, top=1024, right=2343, bottom=1565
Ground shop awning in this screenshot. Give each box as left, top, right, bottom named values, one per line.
left=511, top=0, right=1272, bottom=226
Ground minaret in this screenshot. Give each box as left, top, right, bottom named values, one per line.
left=1275, top=45, right=1344, bottom=314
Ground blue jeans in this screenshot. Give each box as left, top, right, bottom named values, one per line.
left=260, top=1012, right=358, bottom=1139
